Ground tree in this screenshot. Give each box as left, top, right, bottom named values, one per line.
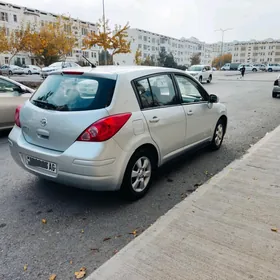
left=0, top=27, right=9, bottom=53
left=164, top=53, right=177, bottom=68
left=134, top=49, right=142, bottom=65
left=83, top=18, right=131, bottom=64
left=28, top=17, right=76, bottom=66
left=5, top=22, right=33, bottom=64
left=157, top=50, right=167, bottom=66
left=190, top=53, right=201, bottom=65
left=141, top=55, right=156, bottom=66
left=212, top=53, right=232, bottom=69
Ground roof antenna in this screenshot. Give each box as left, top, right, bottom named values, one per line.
left=82, top=55, right=96, bottom=68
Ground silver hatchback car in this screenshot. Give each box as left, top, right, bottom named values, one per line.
left=8, top=66, right=227, bottom=200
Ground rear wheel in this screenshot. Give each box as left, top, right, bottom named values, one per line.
left=8, top=70, right=12, bottom=76
left=28, top=70, right=32, bottom=75
left=199, top=76, right=203, bottom=83
left=252, top=68, right=257, bottom=72
left=120, top=149, right=156, bottom=200
left=210, top=119, right=225, bottom=150
left=268, top=68, right=273, bottom=72
left=272, top=92, right=278, bottom=98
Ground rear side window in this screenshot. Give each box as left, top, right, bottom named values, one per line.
left=30, top=75, right=116, bottom=111
left=134, top=74, right=178, bottom=109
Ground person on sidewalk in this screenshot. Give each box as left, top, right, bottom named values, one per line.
left=240, top=65, right=245, bottom=78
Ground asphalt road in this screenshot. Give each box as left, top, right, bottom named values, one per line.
left=1, top=72, right=279, bottom=280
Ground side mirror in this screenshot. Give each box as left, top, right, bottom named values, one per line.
left=202, top=69, right=206, bottom=72
left=209, top=94, right=218, bottom=103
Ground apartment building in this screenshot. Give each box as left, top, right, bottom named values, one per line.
left=0, top=1, right=99, bottom=66
left=232, top=39, right=280, bottom=64
left=209, top=41, right=235, bottom=59
left=114, top=28, right=213, bottom=67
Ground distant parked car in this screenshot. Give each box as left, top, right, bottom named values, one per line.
left=253, top=64, right=266, bottom=71
left=272, top=74, right=280, bottom=98
left=212, top=67, right=217, bottom=71
left=0, top=65, right=25, bottom=75
left=221, top=63, right=240, bottom=71
left=266, top=63, right=280, bottom=72
left=238, top=64, right=258, bottom=72
left=22, top=65, right=41, bottom=75
left=186, top=65, right=213, bottom=83
left=0, top=75, right=34, bottom=131
left=41, top=62, right=81, bottom=78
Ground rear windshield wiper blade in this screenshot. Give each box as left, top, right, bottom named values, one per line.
left=32, top=99, right=57, bottom=110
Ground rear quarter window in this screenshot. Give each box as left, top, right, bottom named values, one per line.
left=30, top=74, right=116, bottom=111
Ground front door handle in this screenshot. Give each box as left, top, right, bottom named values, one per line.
left=187, top=110, right=193, bottom=115
left=149, top=116, right=159, bottom=123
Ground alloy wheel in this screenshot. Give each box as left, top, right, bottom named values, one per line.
left=215, top=124, right=224, bottom=146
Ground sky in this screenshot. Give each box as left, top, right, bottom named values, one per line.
left=5, top=0, right=280, bottom=43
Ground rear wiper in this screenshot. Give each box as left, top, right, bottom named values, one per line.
left=32, top=99, right=57, bottom=110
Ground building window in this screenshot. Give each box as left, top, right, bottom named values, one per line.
left=152, top=38, right=155, bottom=43
left=143, top=45, right=147, bottom=50
left=143, top=36, right=147, bottom=42
left=82, top=51, right=89, bottom=58
left=4, top=57, right=8, bottom=64
left=22, top=58, right=25, bottom=65
left=81, top=28, right=88, bottom=35
left=138, top=44, right=142, bottom=49
left=138, top=35, right=142, bottom=40
left=0, top=12, right=8, bottom=22
left=94, top=53, right=96, bottom=58
left=13, top=14, right=17, bottom=22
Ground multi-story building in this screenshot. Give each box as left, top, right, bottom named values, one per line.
left=209, top=41, right=235, bottom=59
left=114, top=28, right=213, bottom=67
left=232, top=39, right=280, bottom=64
left=0, top=1, right=99, bottom=66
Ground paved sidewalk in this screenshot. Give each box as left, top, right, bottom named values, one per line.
left=87, top=126, right=280, bottom=280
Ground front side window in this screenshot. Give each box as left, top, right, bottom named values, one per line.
left=174, top=75, right=206, bottom=104
left=0, top=78, right=21, bottom=95
left=134, top=74, right=177, bottom=109
left=30, top=75, right=116, bottom=111
left=189, top=66, right=203, bottom=72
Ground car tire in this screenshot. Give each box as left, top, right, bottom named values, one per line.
left=28, top=70, right=32, bottom=75
left=120, top=149, right=156, bottom=200
left=8, top=70, right=12, bottom=76
left=210, top=119, right=226, bottom=150
left=268, top=68, right=273, bottom=72
left=252, top=68, right=257, bottom=72
left=272, top=92, right=278, bottom=98
left=199, top=76, right=203, bottom=83
left=207, top=75, right=212, bottom=83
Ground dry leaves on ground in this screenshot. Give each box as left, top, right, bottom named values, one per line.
left=271, top=227, right=278, bottom=233
left=103, top=237, right=111, bottom=242
left=23, top=264, right=28, bottom=271
left=49, top=274, right=57, bottom=280
left=130, top=230, right=138, bottom=237
left=42, top=219, right=47, bottom=224
left=75, top=267, right=86, bottom=279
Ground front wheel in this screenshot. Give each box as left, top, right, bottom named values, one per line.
left=8, top=70, right=12, bottom=76
left=210, top=119, right=225, bottom=150
left=268, top=68, right=273, bottom=72
left=272, top=92, right=278, bottom=98
left=120, top=149, right=155, bottom=200
left=199, top=76, right=203, bottom=83
left=207, top=75, right=212, bottom=83
left=28, top=70, right=32, bottom=75
left=252, top=68, right=257, bottom=72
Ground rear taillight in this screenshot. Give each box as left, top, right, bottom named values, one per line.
left=15, top=105, right=22, bottom=127
left=77, top=113, right=132, bottom=142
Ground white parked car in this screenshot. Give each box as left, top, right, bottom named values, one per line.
left=0, top=65, right=24, bottom=75
left=8, top=66, right=227, bottom=200
left=253, top=64, right=266, bottom=71
left=22, top=65, right=41, bottom=75
left=238, top=64, right=259, bottom=72
left=186, top=65, right=213, bottom=83
left=41, top=62, right=81, bottom=78
left=266, top=63, right=280, bottom=72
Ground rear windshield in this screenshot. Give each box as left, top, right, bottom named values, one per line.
left=30, top=74, right=116, bottom=111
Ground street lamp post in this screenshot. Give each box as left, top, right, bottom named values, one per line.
left=215, top=28, right=232, bottom=69
left=102, top=0, right=107, bottom=65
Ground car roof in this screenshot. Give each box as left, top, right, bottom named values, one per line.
left=53, top=65, right=187, bottom=80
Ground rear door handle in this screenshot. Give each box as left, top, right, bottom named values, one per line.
left=149, top=116, right=159, bottom=123
left=187, top=110, right=193, bottom=115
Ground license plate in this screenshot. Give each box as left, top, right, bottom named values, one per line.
left=26, top=156, right=57, bottom=173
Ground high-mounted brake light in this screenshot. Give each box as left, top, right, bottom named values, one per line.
left=77, top=113, right=132, bottom=142
left=15, top=105, right=22, bottom=127
left=62, top=71, right=84, bottom=75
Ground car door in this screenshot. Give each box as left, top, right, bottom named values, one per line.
left=202, top=66, right=208, bottom=80
left=134, top=74, right=186, bottom=161
left=0, top=78, right=29, bottom=129
left=173, top=74, right=217, bottom=146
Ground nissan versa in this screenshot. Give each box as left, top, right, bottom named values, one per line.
left=8, top=66, right=227, bottom=200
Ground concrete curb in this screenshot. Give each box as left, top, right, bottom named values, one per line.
left=86, top=125, right=280, bottom=280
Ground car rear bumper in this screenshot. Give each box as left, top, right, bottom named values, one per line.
left=8, top=126, right=129, bottom=191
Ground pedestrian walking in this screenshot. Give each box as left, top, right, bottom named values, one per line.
left=240, top=65, right=245, bottom=78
